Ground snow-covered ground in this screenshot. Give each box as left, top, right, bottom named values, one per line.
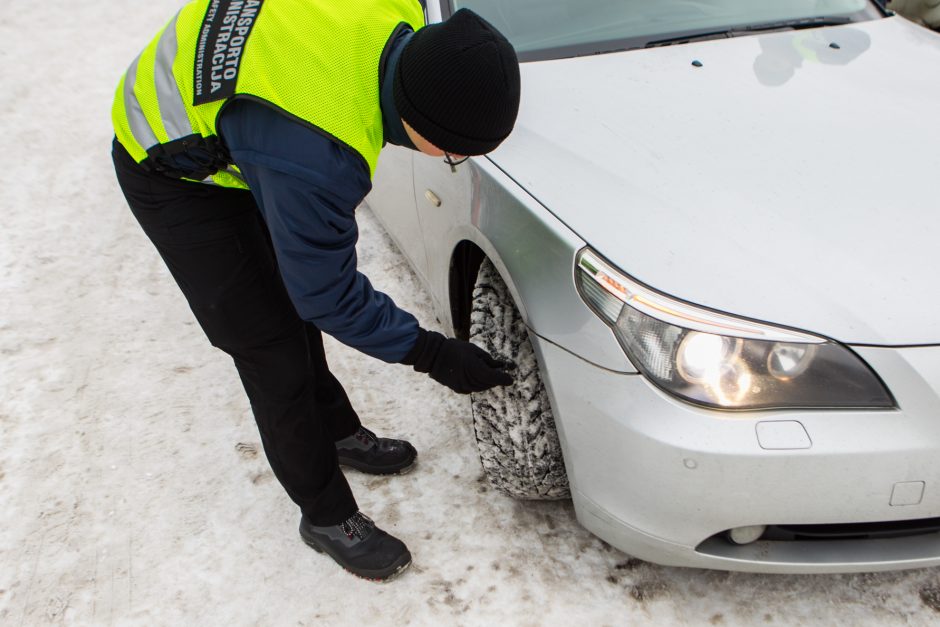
left=2, top=1, right=940, bottom=625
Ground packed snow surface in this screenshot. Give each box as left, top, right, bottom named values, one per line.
left=2, top=1, right=940, bottom=625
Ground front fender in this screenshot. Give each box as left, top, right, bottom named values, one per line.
left=437, top=158, right=634, bottom=374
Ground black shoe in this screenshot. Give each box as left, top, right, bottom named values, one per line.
left=335, top=427, right=417, bottom=475
left=299, top=512, right=412, bottom=582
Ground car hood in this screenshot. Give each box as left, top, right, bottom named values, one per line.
left=489, top=17, right=940, bottom=346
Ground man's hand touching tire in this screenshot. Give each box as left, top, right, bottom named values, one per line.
left=403, top=328, right=514, bottom=394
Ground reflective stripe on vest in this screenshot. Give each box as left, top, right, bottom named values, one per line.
left=122, top=50, right=159, bottom=154
left=114, top=9, right=227, bottom=183
left=152, top=12, right=192, bottom=141
left=112, top=0, right=425, bottom=187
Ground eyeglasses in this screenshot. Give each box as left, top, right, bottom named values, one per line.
left=443, top=152, right=469, bottom=173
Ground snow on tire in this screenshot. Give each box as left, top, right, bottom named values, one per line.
left=469, top=259, right=570, bottom=500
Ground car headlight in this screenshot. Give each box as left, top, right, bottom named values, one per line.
left=575, top=249, right=895, bottom=410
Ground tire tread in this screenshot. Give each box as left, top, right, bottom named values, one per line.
left=469, top=260, right=570, bottom=500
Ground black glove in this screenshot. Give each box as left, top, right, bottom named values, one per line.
left=402, top=328, right=515, bottom=394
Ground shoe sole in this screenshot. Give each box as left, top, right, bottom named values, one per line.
left=300, top=533, right=413, bottom=582
left=336, top=450, right=418, bottom=476
left=337, top=458, right=417, bottom=476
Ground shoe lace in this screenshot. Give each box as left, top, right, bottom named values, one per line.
left=354, top=427, right=378, bottom=448
left=340, top=511, right=373, bottom=541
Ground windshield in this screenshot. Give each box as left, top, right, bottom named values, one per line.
left=447, top=0, right=881, bottom=61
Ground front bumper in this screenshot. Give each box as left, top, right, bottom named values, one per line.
left=532, top=337, right=940, bottom=573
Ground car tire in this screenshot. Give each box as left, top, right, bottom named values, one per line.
left=469, top=258, right=570, bottom=500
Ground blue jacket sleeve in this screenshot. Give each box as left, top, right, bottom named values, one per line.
left=218, top=99, right=420, bottom=363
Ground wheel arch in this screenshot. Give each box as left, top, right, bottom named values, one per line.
left=447, top=238, right=530, bottom=342
left=448, top=240, right=485, bottom=341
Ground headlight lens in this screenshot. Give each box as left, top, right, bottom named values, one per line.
left=576, top=249, right=895, bottom=410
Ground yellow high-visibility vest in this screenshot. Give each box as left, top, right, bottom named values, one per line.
left=112, top=0, right=426, bottom=187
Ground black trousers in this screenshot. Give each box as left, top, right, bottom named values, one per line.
left=112, top=139, right=359, bottom=525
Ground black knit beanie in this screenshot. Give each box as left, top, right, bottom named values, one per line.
left=393, top=9, right=521, bottom=156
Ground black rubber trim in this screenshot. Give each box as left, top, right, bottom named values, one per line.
left=769, top=518, right=940, bottom=541
left=440, top=0, right=883, bottom=62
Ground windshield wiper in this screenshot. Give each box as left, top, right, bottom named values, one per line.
left=645, top=15, right=853, bottom=48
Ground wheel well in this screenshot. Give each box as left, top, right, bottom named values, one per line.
left=448, top=241, right=486, bottom=341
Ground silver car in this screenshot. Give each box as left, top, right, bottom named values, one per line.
left=367, top=0, right=940, bottom=573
